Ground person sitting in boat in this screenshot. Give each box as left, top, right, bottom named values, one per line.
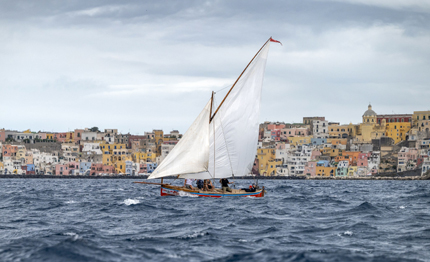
left=241, top=184, right=256, bottom=192
left=184, top=179, right=195, bottom=190
left=219, top=178, right=233, bottom=193
left=196, top=179, right=204, bottom=190
left=203, top=179, right=214, bottom=191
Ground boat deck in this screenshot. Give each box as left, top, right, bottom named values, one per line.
left=161, top=184, right=264, bottom=197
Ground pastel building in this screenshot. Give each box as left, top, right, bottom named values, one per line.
left=55, top=164, right=69, bottom=175
left=398, top=147, right=418, bottom=172
left=316, top=166, right=336, bottom=177
left=79, top=161, right=92, bottom=175
left=286, top=145, right=312, bottom=176
left=312, top=120, right=329, bottom=138
left=336, top=161, right=349, bottom=177
left=304, top=161, right=317, bottom=177
left=90, top=163, right=104, bottom=176
left=422, top=159, right=430, bottom=176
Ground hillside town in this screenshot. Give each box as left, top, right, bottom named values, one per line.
left=1, top=105, right=430, bottom=177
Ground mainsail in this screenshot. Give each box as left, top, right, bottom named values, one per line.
left=150, top=39, right=273, bottom=180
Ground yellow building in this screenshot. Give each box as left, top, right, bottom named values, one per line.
left=321, top=148, right=342, bottom=158
left=266, top=159, right=283, bottom=176
left=102, top=151, right=112, bottom=165
left=288, top=136, right=311, bottom=147
left=115, top=161, right=126, bottom=174
left=316, top=166, right=336, bottom=177
left=23, top=129, right=31, bottom=133
left=16, top=147, right=26, bottom=161
left=257, top=148, right=276, bottom=176
left=101, top=143, right=128, bottom=165
left=413, top=111, right=430, bottom=127
left=327, top=138, right=347, bottom=147
left=347, top=166, right=358, bottom=176
left=154, top=130, right=164, bottom=154
left=133, top=152, right=157, bottom=163
left=329, top=124, right=352, bottom=139
left=46, top=133, right=54, bottom=140
left=385, top=122, right=411, bottom=144
left=0, top=162, right=4, bottom=171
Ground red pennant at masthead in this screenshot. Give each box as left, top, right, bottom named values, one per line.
left=270, top=37, right=282, bottom=46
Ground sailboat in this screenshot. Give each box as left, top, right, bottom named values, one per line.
left=135, top=37, right=281, bottom=197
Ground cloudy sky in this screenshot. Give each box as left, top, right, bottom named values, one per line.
left=1, top=0, right=430, bottom=134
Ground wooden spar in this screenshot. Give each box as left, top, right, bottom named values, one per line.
left=209, top=91, right=214, bottom=123
left=133, top=181, right=168, bottom=185
left=209, top=37, right=271, bottom=123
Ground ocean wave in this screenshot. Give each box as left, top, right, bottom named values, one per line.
left=123, top=199, right=140, bottom=205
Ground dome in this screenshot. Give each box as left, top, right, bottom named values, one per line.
left=363, top=104, right=376, bottom=117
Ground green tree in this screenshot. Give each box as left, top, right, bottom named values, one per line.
left=89, top=127, right=99, bottom=132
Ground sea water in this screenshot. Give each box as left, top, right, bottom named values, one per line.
left=0, top=179, right=429, bottom=261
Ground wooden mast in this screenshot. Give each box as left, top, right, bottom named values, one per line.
left=209, top=38, right=271, bottom=123
left=211, top=91, right=216, bottom=186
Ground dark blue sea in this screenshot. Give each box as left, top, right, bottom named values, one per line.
left=1, top=179, right=429, bottom=262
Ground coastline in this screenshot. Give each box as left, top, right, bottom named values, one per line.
left=0, top=174, right=428, bottom=180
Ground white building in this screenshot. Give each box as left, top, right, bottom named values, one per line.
left=82, top=143, right=102, bottom=155
left=82, top=132, right=97, bottom=141
left=286, top=145, right=312, bottom=175
left=312, top=120, right=329, bottom=138
left=422, top=159, right=430, bottom=176
left=368, top=151, right=380, bottom=174
left=160, top=144, right=175, bottom=162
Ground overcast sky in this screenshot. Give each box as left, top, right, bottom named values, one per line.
left=1, top=0, right=430, bottom=134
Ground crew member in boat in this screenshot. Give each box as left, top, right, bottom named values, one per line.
left=241, top=184, right=256, bottom=192
left=184, top=179, right=195, bottom=190
left=203, top=179, right=214, bottom=191
left=219, top=178, right=234, bottom=193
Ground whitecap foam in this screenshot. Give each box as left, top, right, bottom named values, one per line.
left=123, top=199, right=140, bottom=206
left=343, top=231, right=353, bottom=236
left=178, top=191, right=198, bottom=198
left=181, top=231, right=208, bottom=239
left=63, top=232, right=81, bottom=241
left=238, top=239, right=248, bottom=242
left=399, top=206, right=405, bottom=209
left=64, top=200, right=76, bottom=204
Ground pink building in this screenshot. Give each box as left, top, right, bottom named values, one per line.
left=311, top=150, right=321, bottom=160
left=68, top=161, right=80, bottom=175
left=267, top=124, right=285, bottom=131
left=357, top=153, right=369, bottom=167
left=37, top=132, right=47, bottom=140
left=90, top=163, right=104, bottom=176
left=74, top=129, right=84, bottom=143
left=103, top=165, right=115, bottom=174
left=0, top=129, right=5, bottom=142
left=271, top=130, right=281, bottom=141
left=305, top=161, right=317, bottom=177
left=398, top=147, right=418, bottom=172
left=55, top=164, right=69, bottom=175
left=3, top=145, right=17, bottom=157
left=140, top=163, right=148, bottom=173
left=53, top=132, right=67, bottom=142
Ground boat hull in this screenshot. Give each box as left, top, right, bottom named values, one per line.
left=160, top=185, right=265, bottom=198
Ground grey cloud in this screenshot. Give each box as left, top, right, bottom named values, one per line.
left=1, top=0, right=429, bottom=133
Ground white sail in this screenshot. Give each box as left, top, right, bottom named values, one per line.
left=148, top=100, right=211, bottom=179
left=180, top=41, right=271, bottom=179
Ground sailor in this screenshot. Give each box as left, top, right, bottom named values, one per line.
left=196, top=179, right=204, bottom=190
left=203, top=179, right=214, bottom=191
left=184, top=179, right=195, bottom=190
left=219, top=178, right=233, bottom=193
